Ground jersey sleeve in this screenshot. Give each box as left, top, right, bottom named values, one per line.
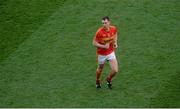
left=94, top=29, right=101, bottom=42
left=112, top=26, right=117, bottom=34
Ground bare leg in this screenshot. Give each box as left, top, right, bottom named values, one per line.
left=96, top=64, right=104, bottom=84
left=107, top=58, right=118, bottom=82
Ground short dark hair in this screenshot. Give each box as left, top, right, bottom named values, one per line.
left=102, top=16, right=110, bottom=21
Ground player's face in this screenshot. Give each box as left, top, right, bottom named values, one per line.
left=102, top=19, right=110, bottom=29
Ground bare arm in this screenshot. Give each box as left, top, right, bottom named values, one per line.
left=113, top=33, right=118, bottom=48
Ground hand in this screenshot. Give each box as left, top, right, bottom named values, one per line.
left=114, top=43, right=118, bottom=48
left=104, top=43, right=109, bottom=49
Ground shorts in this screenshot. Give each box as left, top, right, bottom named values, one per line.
left=97, top=52, right=116, bottom=64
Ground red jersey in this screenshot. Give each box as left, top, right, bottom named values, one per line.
left=94, top=26, right=117, bottom=55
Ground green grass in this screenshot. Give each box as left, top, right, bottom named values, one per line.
left=0, top=0, right=180, bottom=107
left=0, top=0, right=66, bottom=61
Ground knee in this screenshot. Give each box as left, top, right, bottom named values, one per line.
left=112, top=68, right=118, bottom=74
left=98, top=65, right=104, bottom=72
left=98, top=68, right=103, bottom=72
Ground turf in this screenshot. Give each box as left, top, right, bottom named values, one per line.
left=0, top=0, right=180, bottom=107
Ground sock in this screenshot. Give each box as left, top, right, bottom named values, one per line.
left=96, top=69, right=101, bottom=84
left=107, top=75, right=112, bottom=82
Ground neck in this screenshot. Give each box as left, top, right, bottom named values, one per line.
left=104, top=26, right=110, bottom=31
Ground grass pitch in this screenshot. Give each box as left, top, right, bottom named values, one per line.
left=0, top=0, right=180, bottom=107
